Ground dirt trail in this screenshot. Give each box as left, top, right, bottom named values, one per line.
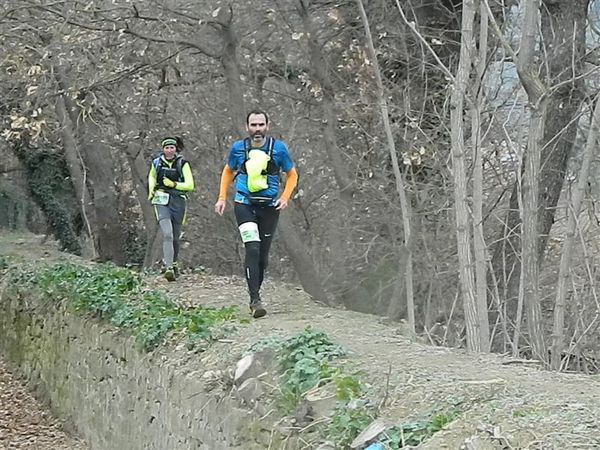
left=163, top=277, right=600, bottom=449
left=2, top=233, right=600, bottom=449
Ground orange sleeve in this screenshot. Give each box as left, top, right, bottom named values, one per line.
left=218, top=165, right=235, bottom=201
left=280, top=167, right=298, bottom=202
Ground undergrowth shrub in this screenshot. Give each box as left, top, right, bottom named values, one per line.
left=8, top=261, right=238, bottom=350
left=249, top=328, right=460, bottom=448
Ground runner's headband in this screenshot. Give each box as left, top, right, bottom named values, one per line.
left=161, top=138, right=177, bottom=147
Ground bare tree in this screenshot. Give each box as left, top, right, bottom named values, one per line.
left=551, top=95, right=600, bottom=370
left=53, top=70, right=97, bottom=257
left=471, top=1, right=492, bottom=351
left=483, top=0, right=590, bottom=361
left=294, top=0, right=354, bottom=294
left=491, top=0, right=591, bottom=325
left=54, top=64, right=127, bottom=264
left=514, top=0, right=548, bottom=361
left=356, top=0, right=415, bottom=332
left=448, top=0, right=487, bottom=352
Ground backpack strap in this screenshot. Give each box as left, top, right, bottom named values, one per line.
left=243, top=137, right=274, bottom=158
left=243, top=138, right=252, bottom=161
left=152, top=156, right=162, bottom=171
left=175, top=155, right=185, bottom=179
left=265, top=137, right=279, bottom=175
left=267, top=137, right=275, bottom=159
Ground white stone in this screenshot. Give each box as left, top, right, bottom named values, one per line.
left=350, top=419, right=388, bottom=449
left=233, top=351, right=274, bottom=386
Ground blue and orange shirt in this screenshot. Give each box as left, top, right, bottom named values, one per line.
left=220, top=137, right=296, bottom=206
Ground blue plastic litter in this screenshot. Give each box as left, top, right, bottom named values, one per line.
left=364, top=444, right=385, bottom=450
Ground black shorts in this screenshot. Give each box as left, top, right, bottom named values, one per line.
left=234, top=202, right=280, bottom=234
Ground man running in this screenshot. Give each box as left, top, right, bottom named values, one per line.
left=215, top=111, right=298, bottom=318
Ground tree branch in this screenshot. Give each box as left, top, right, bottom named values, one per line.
left=394, top=0, right=454, bottom=82
left=34, top=4, right=221, bottom=60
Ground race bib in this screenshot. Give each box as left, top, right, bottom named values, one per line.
left=151, top=191, right=170, bottom=205
left=239, top=222, right=260, bottom=243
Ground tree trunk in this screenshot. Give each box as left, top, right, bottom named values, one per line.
left=53, top=76, right=97, bottom=257
left=79, top=122, right=128, bottom=264
left=551, top=97, right=600, bottom=370
left=491, top=0, right=589, bottom=317
left=449, top=0, right=484, bottom=352
left=297, top=0, right=356, bottom=296
left=471, top=1, right=491, bottom=351
left=217, top=6, right=246, bottom=137
left=54, top=65, right=127, bottom=263
left=298, top=0, right=355, bottom=200
left=518, top=99, right=548, bottom=361
left=356, top=0, right=415, bottom=333
left=513, top=0, right=550, bottom=362
left=112, top=98, right=159, bottom=268
left=278, top=213, right=334, bottom=305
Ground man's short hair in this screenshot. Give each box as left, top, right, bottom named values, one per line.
left=246, top=110, right=269, bottom=125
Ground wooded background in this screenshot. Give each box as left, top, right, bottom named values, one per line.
left=2, top=0, right=600, bottom=370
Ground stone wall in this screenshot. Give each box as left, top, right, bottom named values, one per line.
left=0, top=285, right=275, bottom=450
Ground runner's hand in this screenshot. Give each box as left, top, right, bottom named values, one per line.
left=163, top=178, right=176, bottom=188
left=275, top=198, right=288, bottom=210
left=215, top=200, right=226, bottom=215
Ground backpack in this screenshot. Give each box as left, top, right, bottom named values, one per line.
left=238, top=137, right=278, bottom=176
left=152, top=154, right=186, bottom=186
left=153, top=154, right=185, bottom=175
